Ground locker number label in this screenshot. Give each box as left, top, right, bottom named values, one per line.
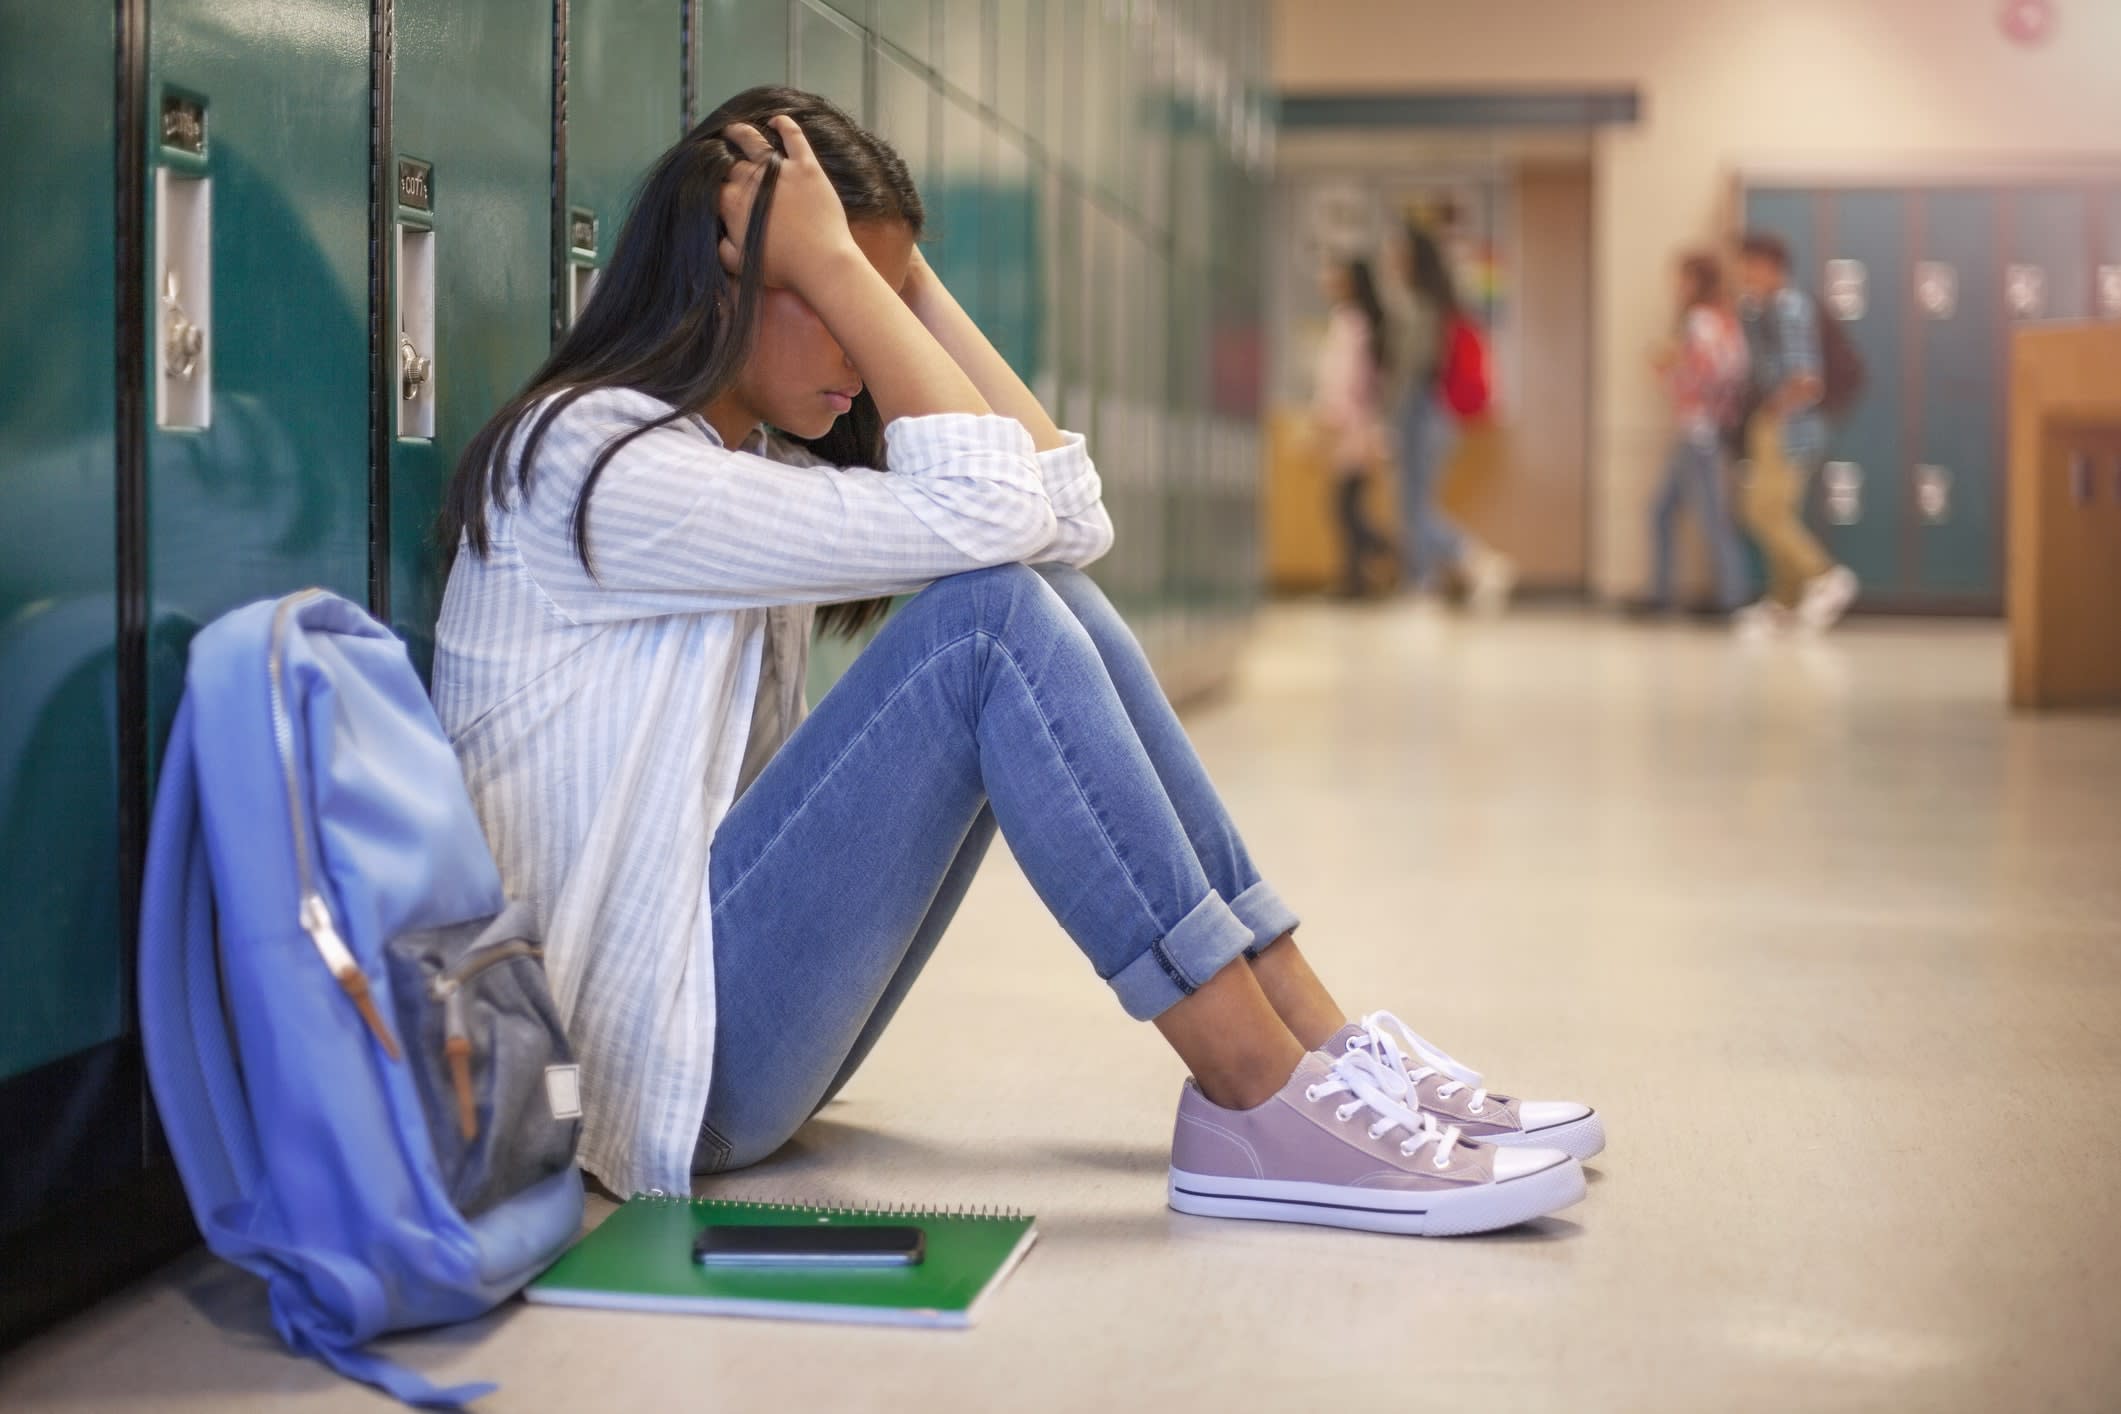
left=398, top=159, right=434, bottom=214
left=2006, top=264, right=2047, bottom=320
left=160, top=94, right=207, bottom=157
left=1825, top=260, right=1866, bottom=321
left=1915, top=262, right=1957, bottom=319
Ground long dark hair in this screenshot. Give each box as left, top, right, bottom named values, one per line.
left=1342, top=258, right=1390, bottom=377
left=1405, top=226, right=1462, bottom=323
left=1678, top=250, right=1723, bottom=315
left=438, top=86, right=924, bottom=637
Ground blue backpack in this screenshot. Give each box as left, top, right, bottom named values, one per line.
left=139, top=589, right=585, bottom=1408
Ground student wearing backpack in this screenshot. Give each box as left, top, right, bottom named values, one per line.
left=1646, top=252, right=1751, bottom=617
left=1733, top=232, right=1860, bottom=635
left=429, top=90, right=1599, bottom=1235
left=1387, top=225, right=1515, bottom=611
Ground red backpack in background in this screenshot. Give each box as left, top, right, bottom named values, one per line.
left=1439, top=313, right=1491, bottom=419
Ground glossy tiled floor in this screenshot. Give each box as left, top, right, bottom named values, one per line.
left=7, top=604, right=2120, bottom=1412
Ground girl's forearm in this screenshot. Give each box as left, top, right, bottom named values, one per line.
left=803, top=247, right=992, bottom=425
left=902, top=262, right=1066, bottom=452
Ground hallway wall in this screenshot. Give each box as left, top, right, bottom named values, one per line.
left=1273, top=0, right=2121, bottom=599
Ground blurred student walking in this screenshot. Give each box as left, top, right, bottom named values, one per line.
left=1646, top=251, right=1750, bottom=618
left=1388, top=226, right=1513, bottom=610
left=1734, top=232, right=1859, bottom=635
left=1312, top=258, right=1396, bottom=597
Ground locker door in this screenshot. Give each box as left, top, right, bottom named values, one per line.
left=2005, top=187, right=2092, bottom=323
left=875, top=40, right=935, bottom=205
left=697, top=0, right=790, bottom=115
left=563, top=0, right=685, bottom=336
left=932, top=89, right=989, bottom=329
left=991, top=131, right=1039, bottom=382
left=876, top=0, right=930, bottom=66
left=793, top=0, right=868, bottom=121
left=1814, top=190, right=1909, bottom=597
left=388, top=0, right=552, bottom=673
left=0, top=0, right=126, bottom=1231
left=937, top=0, right=989, bottom=108
left=145, top=0, right=372, bottom=720
left=993, top=0, right=1035, bottom=139
left=2097, top=187, right=2121, bottom=321
left=1909, top=188, right=2002, bottom=599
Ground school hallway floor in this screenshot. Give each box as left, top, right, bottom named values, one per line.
left=6, top=601, right=2120, bottom=1413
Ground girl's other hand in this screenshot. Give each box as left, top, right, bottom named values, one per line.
left=717, top=115, right=861, bottom=298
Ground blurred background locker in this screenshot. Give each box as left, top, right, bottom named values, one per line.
left=1740, top=175, right=2121, bottom=610
left=0, top=0, right=1274, bottom=1342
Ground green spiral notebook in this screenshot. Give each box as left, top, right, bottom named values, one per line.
left=525, top=1194, right=1038, bottom=1329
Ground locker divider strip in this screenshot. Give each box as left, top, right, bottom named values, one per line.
left=369, top=0, right=395, bottom=619
left=550, top=0, right=570, bottom=349
left=682, top=0, right=698, bottom=133
left=113, top=0, right=149, bottom=1073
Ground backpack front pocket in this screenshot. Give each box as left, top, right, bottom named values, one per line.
left=386, top=908, right=582, bottom=1218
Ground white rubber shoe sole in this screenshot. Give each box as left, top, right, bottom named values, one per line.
left=1168, top=1148, right=1584, bottom=1237
left=1479, top=1109, right=1606, bottom=1161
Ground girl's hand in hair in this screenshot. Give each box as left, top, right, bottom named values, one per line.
left=717, top=115, right=861, bottom=297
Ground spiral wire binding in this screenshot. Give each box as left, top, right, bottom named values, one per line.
left=635, top=1190, right=1024, bottom=1221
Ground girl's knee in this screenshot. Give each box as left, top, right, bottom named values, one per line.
left=910, top=563, right=1067, bottom=636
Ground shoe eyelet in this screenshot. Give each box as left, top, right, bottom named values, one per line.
left=1432, top=1157, right=1450, bottom=1171
left=1303, top=1086, right=1321, bottom=1102
left=1335, top=1104, right=1358, bottom=1123
left=1469, top=1102, right=1486, bottom=1115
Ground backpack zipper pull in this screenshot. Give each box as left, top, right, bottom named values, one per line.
left=300, top=892, right=403, bottom=1062
left=434, top=980, right=478, bottom=1140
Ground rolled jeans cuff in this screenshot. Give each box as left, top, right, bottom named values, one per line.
left=1228, top=880, right=1301, bottom=956
left=1107, top=891, right=1257, bottom=1021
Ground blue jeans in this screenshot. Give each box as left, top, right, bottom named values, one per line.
left=1649, top=434, right=1747, bottom=612
left=695, top=563, right=1301, bottom=1172
left=1396, top=391, right=1465, bottom=589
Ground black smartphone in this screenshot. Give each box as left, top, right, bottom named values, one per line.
left=692, top=1224, right=926, bottom=1268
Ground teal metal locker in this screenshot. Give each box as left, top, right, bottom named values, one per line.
left=875, top=39, right=934, bottom=203
left=2006, top=187, right=2092, bottom=322
left=933, top=89, right=989, bottom=330
left=990, top=131, right=1041, bottom=383
left=937, top=0, right=988, bottom=108
left=144, top=0, right=372, bottom=722
left=876, top=0, right=930, bottom=66
left=1814, top=190, right=1908, bottom=595
left=697, top=0, right=790, bottom=113
left=794, top=0, right=869, bottom=121
left=2099, top=186, right=2121, bottom=319
left=0, top=0, right=126, bottom=1233
left=387, top=0, right=553, bottom=674
left=993, top=0, right=1035, bottom=140
left=563, top=0, right=687, bottom=338
left=1909, top=188, right=2003, bottom=598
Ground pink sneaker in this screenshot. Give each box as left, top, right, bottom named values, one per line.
left=1327, top=1013, right=1606, bottom=1160
left=1168, top=1049, right=1584, bottom=1236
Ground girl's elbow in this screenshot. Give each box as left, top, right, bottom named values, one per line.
left=1002, top=500, right=1060, bottom=561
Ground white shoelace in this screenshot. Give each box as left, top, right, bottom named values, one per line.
left=1345, top=1011, right=1493, bottom=1115
left=1304, top=1045, right=1465, bottom=1170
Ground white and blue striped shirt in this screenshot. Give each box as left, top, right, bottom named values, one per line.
left=432, top=387, right=1111, bottom=1196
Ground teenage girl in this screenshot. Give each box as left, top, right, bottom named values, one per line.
left=434, top=89, right=1602, bottom=1236
left=1646, top=251, right=1750, bottom=617
left=1312, top=257, right=1395, bottom=597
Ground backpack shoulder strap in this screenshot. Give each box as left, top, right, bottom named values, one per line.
left=139, top=694, right=268, bottom=1228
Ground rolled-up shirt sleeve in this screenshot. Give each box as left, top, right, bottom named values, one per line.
left=512, top=390, right=1057, bottom=620
left=1027, top=429, right=1114, bottom=568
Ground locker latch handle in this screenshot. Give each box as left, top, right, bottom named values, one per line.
left=163, top=271, right=204, bottom=382
left=400, top=333, right=433, bottom=402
